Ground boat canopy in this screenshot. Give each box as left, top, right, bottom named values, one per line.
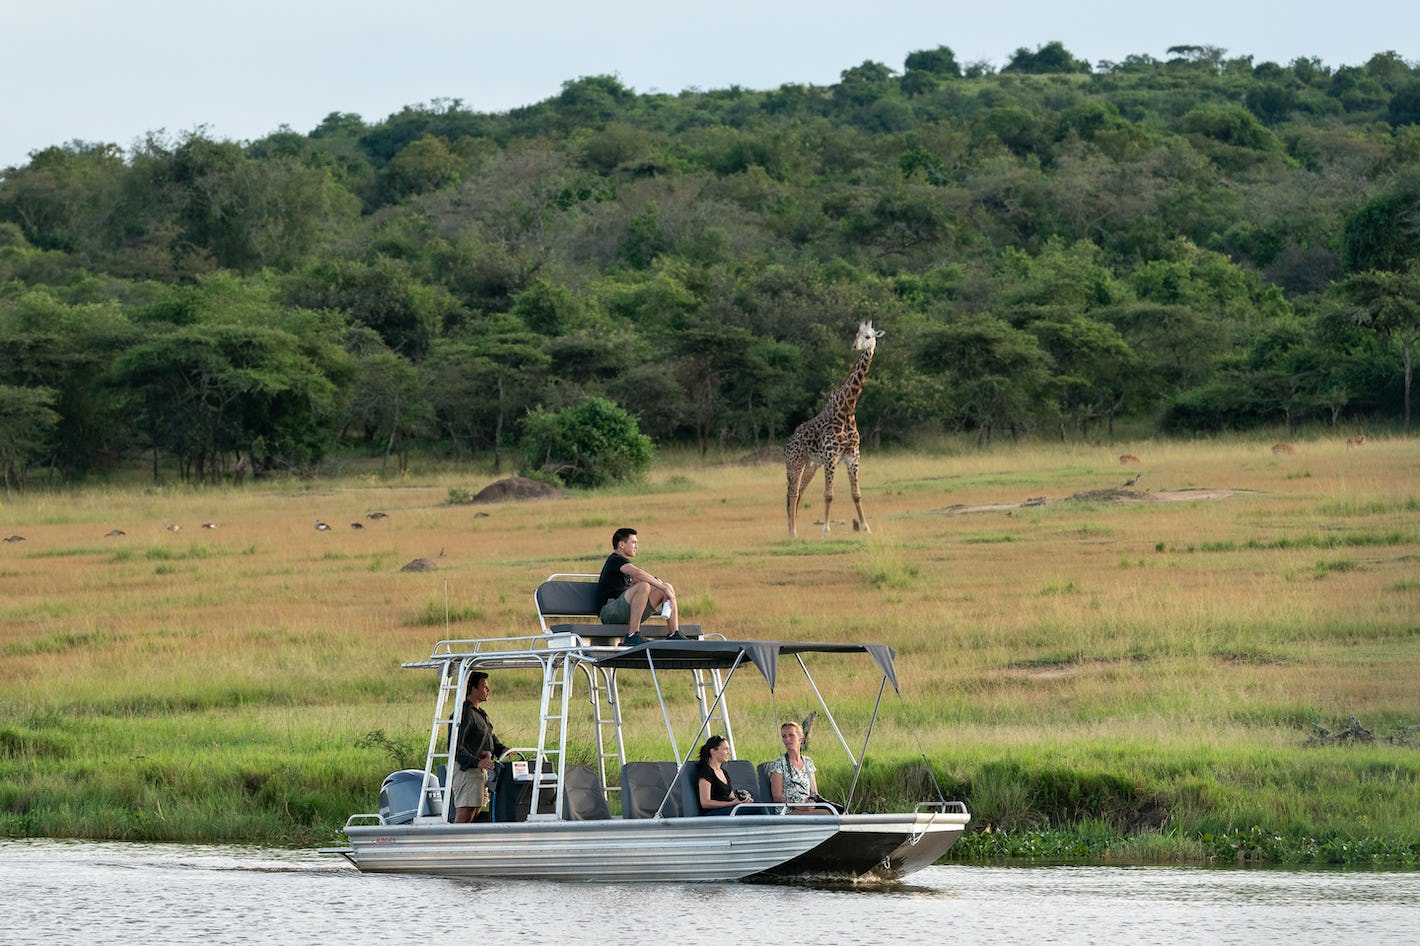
left=592, top=639, right=898, bottom=693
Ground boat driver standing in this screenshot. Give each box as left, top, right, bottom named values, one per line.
left=452, top=671, right=506, bottom=823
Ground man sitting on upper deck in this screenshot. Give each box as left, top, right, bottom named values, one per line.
left=596, top=527, right=682, bottom=641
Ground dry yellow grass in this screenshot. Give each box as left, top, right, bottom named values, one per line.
left=2, top=434, right=1417, bottom=751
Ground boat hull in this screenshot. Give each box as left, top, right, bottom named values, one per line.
left=752, top=811, right=968, bottom=880
left=340, top=810, right=967, bottom=883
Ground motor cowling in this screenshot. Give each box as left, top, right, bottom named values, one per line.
left=379, top=769, right=442, bottom=824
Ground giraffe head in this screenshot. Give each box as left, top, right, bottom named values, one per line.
left=852, top=321, right=885, bottom=353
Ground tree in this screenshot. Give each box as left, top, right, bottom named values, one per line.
left=0, top=384, right=60, bottom=492
left=342, top=347, right=432, bottom=473
left=1103, top=301, right=1226, bottom=405
left=1166, top=46, right=1227, bottom=72
left=1338, top=268, right=1420, bottom=430
left=1341, top=176, right=1420, bottom=273
left=380, top=136, right=466, bottom=201
left=1387, top=82, right=1420, bottom=126
left=917, top=314, right=1055, bottom=443
left=1004, top=41, right=1091, bottom=75
left=904, top=46, right=961, bottom=79
left=553, top=76, right=637, bottom=128
left=1026, top=310, right=1141, bottom=437
left=111, top=324, right=342, bottom=482
left=902, top=46, right=961, bottom=95
left=0, top=290, right=138, bottom=478
left=1241, top=316, right=1327, bottom=433
left=1180, top=104, right=1284, bottom=155
left=424, top=318, right=550, bottom=471
left=0, top=142, right=127, bottom=255
left=167, top=133, right=360, bottom=272
left=834, top=61, right=897, bottom=108
left=665, top=320, right=762, bottom=456
left=521, top=397, right=653, bottom=487
left=282, top=258, right=457, bottom=358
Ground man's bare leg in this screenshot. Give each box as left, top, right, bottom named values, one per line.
left=624, top=582, right=651, bottom=634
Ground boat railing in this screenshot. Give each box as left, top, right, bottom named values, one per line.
left=345, top=813, right=388, bottom=827
left=426, top=634, right=591, bottom=660
left=906, top=800, right=969, bottom=845
left=729, top=803, right=788, bottom=816
left=498, top=747, right=559, bottom=785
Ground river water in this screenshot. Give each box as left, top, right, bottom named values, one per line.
left=1, top=839, right=1414, bottom=945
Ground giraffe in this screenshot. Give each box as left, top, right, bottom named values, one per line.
left=785, top=321, right=885, bottom=537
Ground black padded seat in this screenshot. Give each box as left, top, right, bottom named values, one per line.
left=561, top=764, right=612, bottom=821
left=723, top=759, right=760, bottom=802
left=620, top=761, right=681, bottom=818
left=536, top=577, right=701, bottom=640
left=678, top=761, right=702, bottom=816
left=755, top=760, right=776, bottom=804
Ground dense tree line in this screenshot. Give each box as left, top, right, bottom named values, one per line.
left=2, top=42, right=1418, bottom=487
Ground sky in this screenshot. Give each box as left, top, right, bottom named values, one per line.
left=3, top=0, right=1418, bottom=169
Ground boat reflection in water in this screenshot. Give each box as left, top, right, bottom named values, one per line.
left=323, top=575, right=969, bottom=883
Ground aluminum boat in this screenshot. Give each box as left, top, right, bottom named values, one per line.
left=323, top=579, right=969, bottom=883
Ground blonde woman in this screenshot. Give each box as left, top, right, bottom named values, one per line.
left=766, top=721, right=819, bottom=805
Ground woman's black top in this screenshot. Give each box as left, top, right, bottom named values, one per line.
left=696, top=761, right=735, bottom=803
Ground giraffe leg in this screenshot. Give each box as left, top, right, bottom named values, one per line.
left=786, top=461, right=802, bottom=537
left=821, top=460, right=836, bottom=535
left=846, top=450, right=869, bottom=533
left=790, top=463, right=818, bottom=537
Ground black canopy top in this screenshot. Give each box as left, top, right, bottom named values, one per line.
left=591, top=639, right=898, bottom=692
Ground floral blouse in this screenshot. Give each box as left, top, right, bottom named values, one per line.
left=765, top=754, right=816, bottom=803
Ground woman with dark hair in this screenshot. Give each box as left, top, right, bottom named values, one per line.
left=696, top=735, right=751, bottom=815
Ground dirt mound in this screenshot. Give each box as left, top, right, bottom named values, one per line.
left=400, top=558, right=437, bottom=572
left=472, top=476, right=565, bottom=504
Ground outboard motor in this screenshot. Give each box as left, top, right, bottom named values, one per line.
left=379, top=769, right=443, bottom=824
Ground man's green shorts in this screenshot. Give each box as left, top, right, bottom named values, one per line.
left=599, top=594, right=656, bottom=624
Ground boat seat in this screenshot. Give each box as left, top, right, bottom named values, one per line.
left=724, top=759, right=759, bottom=802
left=535, top=574, right=701, bottom=642
left=678, top=761, right=701, bottom=816
left=756, top=760, right=775, bottom=803
left=620, top=761, right=682, bottom=819
left=561, top=764, right=612, bottom=821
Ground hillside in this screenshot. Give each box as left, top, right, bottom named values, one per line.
left=2, top=43, right=1418, bottom=487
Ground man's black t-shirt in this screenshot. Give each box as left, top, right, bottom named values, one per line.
left=596, top=552, right=631, bottom=609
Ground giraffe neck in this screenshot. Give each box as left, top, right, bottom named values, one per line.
left=826, top=348, right=874, bottom=420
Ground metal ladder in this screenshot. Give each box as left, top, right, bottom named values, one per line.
left=527, top=653, right=571, bottom=820
left=419, top=658, right=466, bottom=818
left=692, top=668, right=734, bottom=754
left=584, top=664, right=625, bottom=804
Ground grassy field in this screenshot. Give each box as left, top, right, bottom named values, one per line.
left=1, top=433, right=1417, bottom=865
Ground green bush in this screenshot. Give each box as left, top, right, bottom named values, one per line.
left=520, top=397, right=654, bottom=488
